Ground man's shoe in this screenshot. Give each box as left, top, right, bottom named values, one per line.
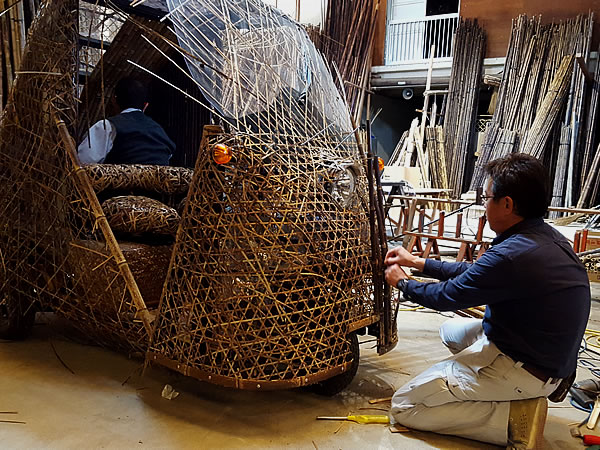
left=507, top=397, right=548, bottom=449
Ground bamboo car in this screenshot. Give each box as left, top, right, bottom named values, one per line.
left=0, top=0, right=397, bottom=394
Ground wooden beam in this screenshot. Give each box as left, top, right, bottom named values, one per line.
left=372, top=0, right=386, bottom=66
left=576, top=55, right=595, bottom=82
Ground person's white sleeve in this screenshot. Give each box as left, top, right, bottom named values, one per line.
left=77, top=120, right=116, bottom=164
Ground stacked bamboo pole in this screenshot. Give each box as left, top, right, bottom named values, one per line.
left=470, top=14, right=594, bottom=195
left=576, top=141, right=600, bottom=212
left=442, top=19, right=486, bottom=196
left=425, top=126, right=449, bottom=191
left=577, top=43, right=600, bottom=208
left=564, top=17, right=593, bottom=206
left=581, top=45, right=600, bottom=183
left=520, top=55, right=574, bottom=159
left=311, top=0, right=379, bottom=125
left=0, top=0, right=38, bottom=112
left=549, top=125, right=572, bottom=218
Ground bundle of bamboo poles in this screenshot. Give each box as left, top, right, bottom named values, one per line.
left=562, top=15, right=593, bottom=207
left=470, top=14, right=594, bottom=195
left=442, top=19, right=486, bottom=196
left=577, top=42, right=600, bottom=208
left=425, top=126, right=449, bottom=191
left=1, top=0, right=39, bottom=111
left=310, top=0, right=379, bottom=125
left=549, top=125, right=572, bottom=218
left=520, top=55, right=574, bottom=159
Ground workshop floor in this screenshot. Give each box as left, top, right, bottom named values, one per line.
left=1, top=287, right=599, bottom=449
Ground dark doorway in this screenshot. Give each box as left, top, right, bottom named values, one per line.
left=426, top=0, right=459, bottom=16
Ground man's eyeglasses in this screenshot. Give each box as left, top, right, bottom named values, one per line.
left=479, top=194, right=495, bottom=205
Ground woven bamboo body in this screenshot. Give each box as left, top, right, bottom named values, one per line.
left=148, top=126, right=378, bottom=389
left=0, top=0, right=395, bottom=391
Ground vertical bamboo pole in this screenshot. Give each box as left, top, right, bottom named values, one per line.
left=1, top=3, right=13, bottom=88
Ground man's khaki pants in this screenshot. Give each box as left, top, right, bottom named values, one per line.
left=390, top=318, right=560, bottom=445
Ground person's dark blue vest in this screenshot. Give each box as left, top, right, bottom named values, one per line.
left=105, top=111, right=174, bottom=165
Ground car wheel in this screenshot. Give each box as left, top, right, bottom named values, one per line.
left=310, top=332, right=359, bottom=396
left=0, top=291, right=36, bottom=340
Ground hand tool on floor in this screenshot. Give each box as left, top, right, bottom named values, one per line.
left=570, top=427, right=600, bottom=445
left=317, top=415, right=390, bottom=424
left=368, top=396, right=393, bottom=404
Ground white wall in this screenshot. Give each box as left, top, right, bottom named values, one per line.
left=262, top=0, right=323, bottom=25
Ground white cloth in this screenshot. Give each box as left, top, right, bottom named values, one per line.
left=390, top=318, right=560, bottom=446
left=77, top=108, right=141, bottom=164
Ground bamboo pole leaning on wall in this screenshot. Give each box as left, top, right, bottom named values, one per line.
left=520, top=55, right=575, bottom=159
left=442, top=19, right=486, bottom=197
left=549, top=125, right=572, bottom=219
left=0, top=0, right=39, bottom=112
left=576, top=38, right=600, bottom=209
left=577, top=141, right=600, bottom=212
left=426, top=126, right=449, bottom=191
left=470, top=14, right=594, bottom=193
left=579, top=42, right=600, bottom=195
left=312, top=0, right=379, bottom=125
left=564, top=14, right=594, bottom=207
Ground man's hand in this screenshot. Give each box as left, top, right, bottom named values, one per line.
left=385, top=246, right=424, bottom=270
left=385, top=264, right=409, bottom=287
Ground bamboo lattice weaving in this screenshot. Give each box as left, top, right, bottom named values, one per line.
left=0, top=0, right=149, bottom=352
left=0, top=0, right=391, bottom=391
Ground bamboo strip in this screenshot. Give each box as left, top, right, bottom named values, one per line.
left=55, top=118, right=153, bottom=336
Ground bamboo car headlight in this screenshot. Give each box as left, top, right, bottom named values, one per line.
left=213, top=143, right=233, bottom=164
left=330, top=166, right=357, bottom=207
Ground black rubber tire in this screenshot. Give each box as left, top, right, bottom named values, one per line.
left=310, top=332, right=359, bottom=396
left=0, top=291, right=36, bottom=340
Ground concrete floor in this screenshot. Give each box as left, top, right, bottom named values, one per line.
left=1, top=294, right=599, bottom=449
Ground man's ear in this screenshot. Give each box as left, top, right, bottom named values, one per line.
left=504, top=196, right=515, bottom=213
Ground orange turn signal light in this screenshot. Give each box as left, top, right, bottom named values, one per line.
left=213, top=144, right=233, bottom=164
left=377, top=157, right=385, bottom=173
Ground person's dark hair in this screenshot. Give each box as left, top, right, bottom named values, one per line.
left=114, top=77, right=148, bottom=110
left=484, top=153, right=549, bottom=218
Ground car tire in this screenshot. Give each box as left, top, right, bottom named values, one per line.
left=0, top=291, right=36, bottom=340
left=310, top=332, right=359, bottom=396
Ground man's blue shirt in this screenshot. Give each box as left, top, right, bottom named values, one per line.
left=404, top=217, right=590, bottom=378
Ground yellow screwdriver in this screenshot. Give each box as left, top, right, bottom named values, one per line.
left=317, top=415, right=390, bottom=424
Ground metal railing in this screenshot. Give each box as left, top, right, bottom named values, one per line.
left=384, top=13, right=460, bottom=65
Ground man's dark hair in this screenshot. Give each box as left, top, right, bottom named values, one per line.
left=114, top=77, right=148, bottom=110
left=484, top=153, right=549, bottom=218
